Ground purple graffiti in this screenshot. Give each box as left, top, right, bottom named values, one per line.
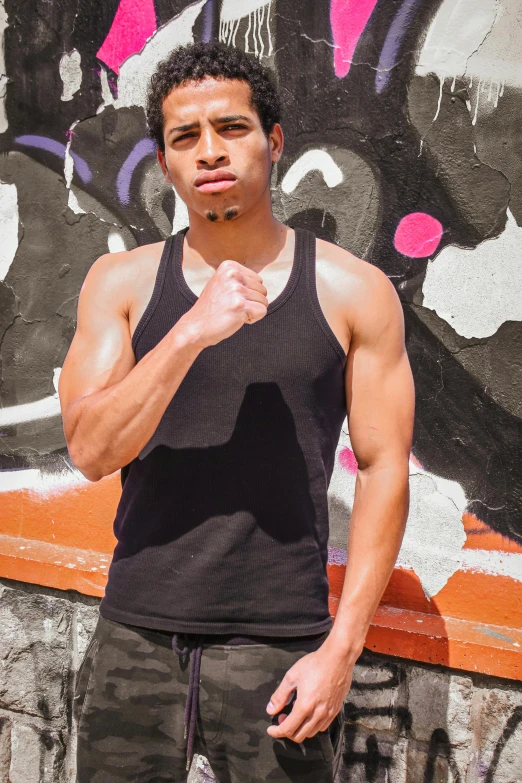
left=330, top=0, right=379, bottom=79
left=202, top=0, right=215, bottom=44
left=375, top=0, right=422, bottom=94
left=116, top=138, right=157, bottom=205
left=14, top=135, right=92, bottom=183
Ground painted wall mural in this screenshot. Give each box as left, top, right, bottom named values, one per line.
left=1, top=0, right=522, bottom=680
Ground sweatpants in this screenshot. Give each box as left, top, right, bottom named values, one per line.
left=74, top=611, right=345, bottom=782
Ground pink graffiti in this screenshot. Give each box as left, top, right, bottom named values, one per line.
left=339, top=447, right=358, bottom=475
left=394, top=212, right=443, bottom=258
left=96, top=0, right=157, bottom=75
left=330, top=0, right=379, bottom=78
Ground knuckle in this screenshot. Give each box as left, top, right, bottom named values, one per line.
left=221, top=260, right=237, bottom=276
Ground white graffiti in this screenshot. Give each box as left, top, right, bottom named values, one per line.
left=415, top=0, right=499, bottom=82
left=281, top=150, right=343, bottom=194
left=327, top=421, right=467, bottom=599
left=219, top=0, right=273, bottom=59
left=59, top=49, right=82, bottom=102
left=107, top=227, right=127, bottom=253
left=415, top=0, right=522, bottom=125
left=172, top=187, right=189, bottom=234
left=100, top=0, right=206, bottom=111
left=0, top=462, right=85, bottom=493
left=422, top=208, right=522, bottom=339
left=0, top=394, right=61, bottom=427
left=0, top=368, right=61, bottom=427
left=0, top=181, right=18, bottom=280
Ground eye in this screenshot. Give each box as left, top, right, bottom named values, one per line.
left=223, top=124, right=247, bottom=131
left=174, top=132, right=196, bottom=142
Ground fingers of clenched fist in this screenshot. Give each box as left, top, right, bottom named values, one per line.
left=183, top=259, right=269, bottom=348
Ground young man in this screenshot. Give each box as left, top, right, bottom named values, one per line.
left=60, top=42, right=414, bottom=783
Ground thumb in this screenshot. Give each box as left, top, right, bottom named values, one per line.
left=267, top=679, right=296, bottom=715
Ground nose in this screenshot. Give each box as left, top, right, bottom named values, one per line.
left=196, top=125, right=228, bottom=167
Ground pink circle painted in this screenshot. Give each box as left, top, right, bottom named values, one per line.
left=339, top=447, right=358, bottom=475
left=394, top=212, right=443, bottom=258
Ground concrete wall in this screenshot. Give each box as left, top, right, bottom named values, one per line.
left=1, top=577, right=522, bottom=782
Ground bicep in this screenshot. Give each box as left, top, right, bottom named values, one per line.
left=58, top=254, right=136, bottom=443
left=345, top=269, right=415, bottom=470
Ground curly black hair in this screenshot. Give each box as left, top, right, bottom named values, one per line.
left=145, top=41, right=281, bottom=152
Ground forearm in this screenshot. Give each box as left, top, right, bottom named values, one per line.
left=326, top=462, right=410, bottom=662
left=68, top=322, right=203, bottom=481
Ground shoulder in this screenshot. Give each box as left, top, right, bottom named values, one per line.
left=315, top=237, right=402, bottom=335
left=80, top=240, right=165, bottom=315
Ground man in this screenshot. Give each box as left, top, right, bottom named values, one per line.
left=60, top=42, right=414, bottom=783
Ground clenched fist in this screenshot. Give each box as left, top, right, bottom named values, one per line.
left=178, top=259, right=268, bottom=349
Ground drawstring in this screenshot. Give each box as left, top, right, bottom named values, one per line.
left=172, top=633, right=204, bottom=771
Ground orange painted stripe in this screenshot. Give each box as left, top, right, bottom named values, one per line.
left=1, top=534, right=521, bottom=681
left=463, top=511, right=522, bottom=554
left=328, top=563, right=522, bottom=629
left=0, top=533, right=108, bottom=596
left=364, top=605, right=522, bottom=681
left=0, top=472, right=120, bottom=551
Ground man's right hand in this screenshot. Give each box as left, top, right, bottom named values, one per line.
left=178, top=259, right=269, bottom=348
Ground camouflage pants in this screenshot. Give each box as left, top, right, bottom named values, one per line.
left=75, top=612, right=344, bottom=782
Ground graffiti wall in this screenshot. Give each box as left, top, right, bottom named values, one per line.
left=1, top=0, right=522, bottom=752
left=1, top=0, right=522, bottom=780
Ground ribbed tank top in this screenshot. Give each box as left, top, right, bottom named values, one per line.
left=99, top=227, right=348, bottom=636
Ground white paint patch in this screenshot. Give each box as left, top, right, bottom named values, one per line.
left=422, top=209, right=522, bottom=338
left=221, top=0, right=270, bottom=22
left=397, top=472, right=467, bottom=598
left=106, top=1, right=206, bottom=110
left=328, top=420, right=467, bottom=599
left=0, top=1, right=8, bottom=134
left=64, top=119, right=87, bottom=215
left=281, top=150, right=343, bottom=194
left=220, top=0, right=273, bottom=58
left=98, top=68, right=114, bottom=112
left=0, top=393, right=61, bottom=426
left=460, top=548, right=522, bottom=582
left=0, top=182, right=18, bottom=281
left=59, top=49, right=82, bottom=101
left=52, top=366, right=61, bottom=393
left=464, top=0, right=522, bottom=86
left=415, top=0, right=499, bottom=81
left=107, top=227, right=127, bottom=253
left=0, top=461, right=86, bottom=494
left=415, top=0, right=522, bottom=124
left=172, top=186, right=189, bottom=234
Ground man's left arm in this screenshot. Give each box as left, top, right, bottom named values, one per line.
left=266, top=262, right=415, bottom=741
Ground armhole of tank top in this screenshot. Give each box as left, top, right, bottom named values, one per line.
left=304, top=230, right=348, bottom=366
left=131, top=234, right=175, bottom=354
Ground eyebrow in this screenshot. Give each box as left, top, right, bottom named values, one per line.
left=167, top=115, right=251, bottom=137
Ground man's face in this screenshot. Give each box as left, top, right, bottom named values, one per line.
left=158, top=76, right=283, bottom=223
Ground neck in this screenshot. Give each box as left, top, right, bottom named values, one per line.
left=184, top=191, right=289, bottom=269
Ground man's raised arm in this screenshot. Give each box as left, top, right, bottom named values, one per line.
left=59, top=248, right=268, bottom=482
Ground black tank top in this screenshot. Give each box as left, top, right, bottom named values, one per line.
left=99, top=227, right=347, bottom=635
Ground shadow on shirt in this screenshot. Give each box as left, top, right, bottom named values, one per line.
left=114, top=382, right=321, bottom=558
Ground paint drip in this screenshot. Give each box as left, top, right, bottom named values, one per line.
left=219, top=0, right=273, bottom=58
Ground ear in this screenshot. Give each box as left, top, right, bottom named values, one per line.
left=157, top=148, right=172, bottom=183
left=269, top=123, right=284, bottom=163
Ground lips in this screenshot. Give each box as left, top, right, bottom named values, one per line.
left=194, top=170, right=237, bottom=194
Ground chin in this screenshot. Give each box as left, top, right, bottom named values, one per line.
left=202, top=205, right=240, bottom=223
